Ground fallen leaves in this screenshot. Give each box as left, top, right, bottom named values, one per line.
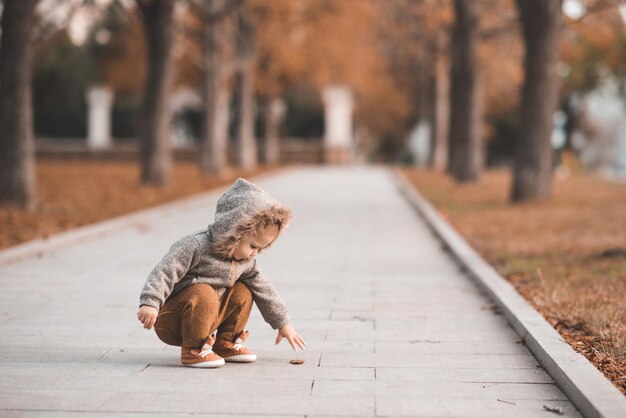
left=402, top=167, right=626, bottom=396
left=0, top=160, right=278, bottom=250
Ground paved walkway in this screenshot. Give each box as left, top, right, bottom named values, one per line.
left=0, top=166, right=581, bottom=417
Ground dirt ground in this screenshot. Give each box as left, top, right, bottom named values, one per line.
left=0, top=160, right=281, bottom=250
left=401, top=167, right=626, bottom=396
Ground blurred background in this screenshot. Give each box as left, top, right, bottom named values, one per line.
left=1, top=0, right=626, bottom=191
left=0, top=0, right=625, bottom=395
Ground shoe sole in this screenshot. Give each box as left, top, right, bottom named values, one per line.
left=182, top=359, right=225, bottom=368
left=224, top=354, right=257, bottom=363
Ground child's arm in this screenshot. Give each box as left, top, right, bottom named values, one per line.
left=137, top=235, right=199, bottom=328
left=239, top=260, right=307, bottom=351
left=275, top=322, right=307, bottom=351
left=137, top=305, right=159, bottom=330
left=239, top=262, right=290, bottom=329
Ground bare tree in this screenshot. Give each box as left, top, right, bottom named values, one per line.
left=0, top=0, right=39, bottom=210
left=199, top=6, right=231, bottom=177
left=382, top=0, right=453, bottom=170
left=183, top=0, right=242, bottom=177
left=233, top=1, right=257, bottom=170
left=430, top=30, right=450, bottom=171
left=510, top=0, right=562, bottom=202
left=189, top=0, right=240, bottom=177
left=136, top=0, right=176, bottom=186
left=263, top=97, right=285, bottom=165
left=447, top=0, right=482, bottom=182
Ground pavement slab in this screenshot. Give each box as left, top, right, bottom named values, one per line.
left=0, top=166, right=582, bottom=417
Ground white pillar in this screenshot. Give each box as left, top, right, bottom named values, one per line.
left=322, top=85, right=354, bottom=164
left=169, top=88, right=202, bottom=148
left=265, top=97, right=286, bottom=165
left=86, top=86, right=114, bottom=149
left=408, top=121, right=432, bottom=166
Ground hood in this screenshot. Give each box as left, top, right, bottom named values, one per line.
left=208, top=177, right=293, bottom=259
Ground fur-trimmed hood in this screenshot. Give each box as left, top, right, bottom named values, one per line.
left=208, top=177, right=293, bottom=259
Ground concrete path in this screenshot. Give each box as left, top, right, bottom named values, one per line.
left=0, top=166, right=581, bottom=417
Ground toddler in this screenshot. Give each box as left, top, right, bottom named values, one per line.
left=137, top=177, right=306, bottom=368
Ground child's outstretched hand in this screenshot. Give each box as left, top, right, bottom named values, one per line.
left=137, top=305, right=159, bottom=330
left=275, top=323, right=307, bottom=351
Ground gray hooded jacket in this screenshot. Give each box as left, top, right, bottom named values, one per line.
left=139, top=178, right=293, bottom=330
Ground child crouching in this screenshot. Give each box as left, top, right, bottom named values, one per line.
left=136, top=177, right=306, bottom=368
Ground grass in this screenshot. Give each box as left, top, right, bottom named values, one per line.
left=401, top=167, right=626, bottom=395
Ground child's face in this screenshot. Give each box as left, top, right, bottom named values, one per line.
left=231, top=224, right=279, bottom=261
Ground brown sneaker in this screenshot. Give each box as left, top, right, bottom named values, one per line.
left=181, top=334, right=225, bottom=368
left=213, top=329, right=257, bottom=363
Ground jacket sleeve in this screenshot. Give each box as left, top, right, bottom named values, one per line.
left=139, top=235, right=200, bottom=309
left=239, top=259, right=290, bottom=330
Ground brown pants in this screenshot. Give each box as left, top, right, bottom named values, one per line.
left=154, top=281, right=253, bottom=348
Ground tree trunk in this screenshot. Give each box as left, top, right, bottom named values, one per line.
left=264, top=97, right=286, bottom=165
left=511, top=0, right=562, bottom=202
left=137, top=0, right=175, bottom=186
left=447, top=0, right=482, bottom=182
left=0, top=0, right=38, bottom=210
left=234, top=6, right=257, bottom=170
left=200, top=3, right=231, bottom=177
left=430, top=48, right=450, bottom=171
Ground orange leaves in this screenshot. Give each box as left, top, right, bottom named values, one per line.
left=561, top=3, right=626, bottom=93
left=253, top=0, right=413, bottom=137
left=252, top=0, right=304, bottom=97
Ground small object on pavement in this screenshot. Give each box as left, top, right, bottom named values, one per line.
left=496, top=398, right=516, bottom=405
left=290, top=359, right=305, bottom=365
left=543, top=405, right=564, bottom=415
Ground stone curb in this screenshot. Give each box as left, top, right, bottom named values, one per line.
left=391, top=168, right=626, bottom=418
left=0, top=168, right=291, bottom=267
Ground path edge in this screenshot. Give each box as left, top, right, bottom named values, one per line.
left=0, top=167, right=295, bottom=267
left=391, top=168, right=626, bottom=418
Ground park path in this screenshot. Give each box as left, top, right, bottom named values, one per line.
left=0, top=166, right=581, bottom=417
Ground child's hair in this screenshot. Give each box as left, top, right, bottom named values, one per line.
left=213, top=204, right=293, bottom=259
left=256, top=210, right=289, bottom=233
left=247, top=206, right=292, bottom=254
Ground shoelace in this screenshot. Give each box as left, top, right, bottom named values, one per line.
left=232, top=329, right=250, bottom=351
left=198, top=347, right=215, bottom=357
